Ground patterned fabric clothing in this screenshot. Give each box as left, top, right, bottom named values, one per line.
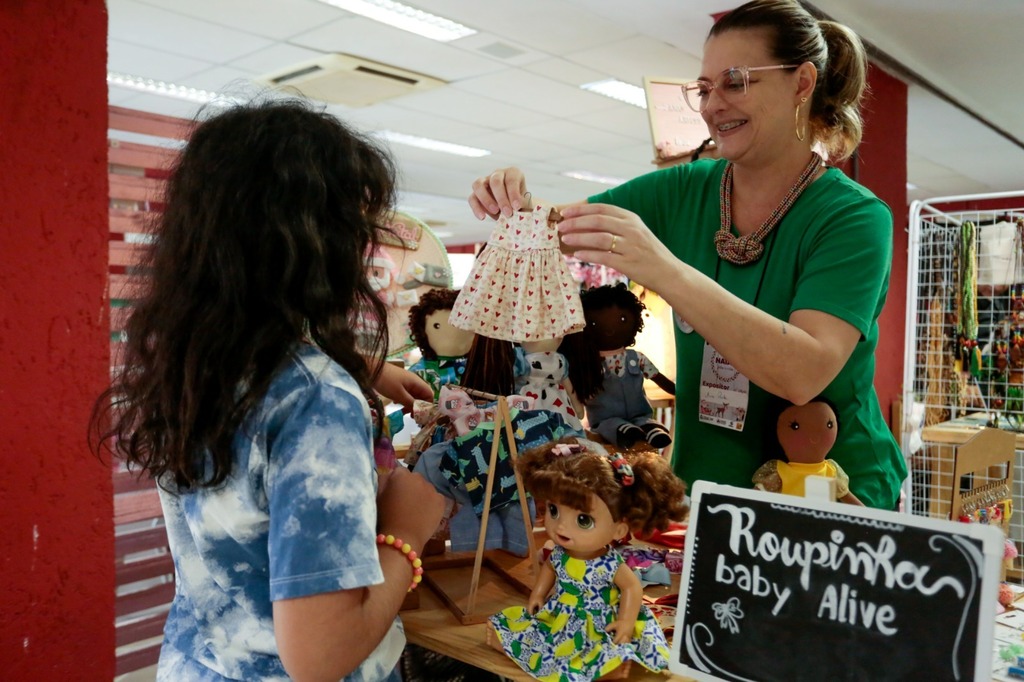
left=490, top=546, right=669, bottom=681
left=752, top=458, right=852, bottom=498
left=156, top=343, right=404, bottom=682
left=587, top=349, right=658, bottom=444
left=449, top=203, right=585, bottom=342
left=515, top=348, right=584, bottom=431
left=599, top=349, right=660, bottom=379
left=438, top=408, right=583, bottom=516
left=408, top=356, right=467, bottom=401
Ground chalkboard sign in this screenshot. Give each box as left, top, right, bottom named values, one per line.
left=670, top=482, right=1004, bottom=682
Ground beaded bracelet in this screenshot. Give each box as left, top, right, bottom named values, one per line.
left=376, top=533, right=424, bottom=592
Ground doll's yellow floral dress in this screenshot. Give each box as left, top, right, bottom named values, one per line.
left=489, top=545, right=669, bottom=681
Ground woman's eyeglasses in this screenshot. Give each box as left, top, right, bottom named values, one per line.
left=681, top=65, right=798, bottom=112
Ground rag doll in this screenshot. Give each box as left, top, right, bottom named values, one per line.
left=581, top=284, right=676, bottom=449
left=752, top=397, right=864, bottom=505
left=408, top=288, right=475, bottom=400
left=489, top=437, right=688, bottom=682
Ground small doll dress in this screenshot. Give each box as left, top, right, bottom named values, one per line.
left=490, top=545, right=670, bottom=681
left=515, top=348, right=584, bottom=431
left=450, top=203, right=585, bottom=343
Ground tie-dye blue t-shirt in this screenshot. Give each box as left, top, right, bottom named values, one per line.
left=156, top=343, right=403, bottom=681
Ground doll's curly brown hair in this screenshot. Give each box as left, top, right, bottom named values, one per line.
left=580, top=282, right=647, bottom=337
left=408, top=288, right=461, bottom=360
left=517, top=438, right=687, bottom=536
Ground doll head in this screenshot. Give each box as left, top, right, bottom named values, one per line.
left=580, top=283, right=646, bottom=352
left=408, top=288, right=474, bottom=360
left=517, top=438, right=688, bottom=538
left=776, top=397, right=840, bottom=465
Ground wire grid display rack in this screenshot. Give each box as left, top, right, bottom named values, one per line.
left=902, top=190, right=1024, bottom=577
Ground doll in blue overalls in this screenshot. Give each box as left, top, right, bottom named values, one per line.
left=581, top=284, right=676, bottom=449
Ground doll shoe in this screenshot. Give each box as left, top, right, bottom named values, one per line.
left=616, top=424, right=644, bottom=447
left=642, top=424, right=672, bottom=449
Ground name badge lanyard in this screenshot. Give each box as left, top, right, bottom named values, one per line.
left=697, top=230, right=779, bottom=432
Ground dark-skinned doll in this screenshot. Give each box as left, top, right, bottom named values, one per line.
left=752, top=397, right=864, bottom=505
left=580, top=284, right=676, bottom=449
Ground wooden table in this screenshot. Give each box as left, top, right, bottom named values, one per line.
left=401, top=548, right=694, bottom=681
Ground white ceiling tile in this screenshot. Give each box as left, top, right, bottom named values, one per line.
left=108, top=0, right=274, bottom=64
left=521, top=58, right=608, bottom=88
left=508, top=119, right=638, bottom=152
left=131, top=0, right=342, bottom=40
left=339, top=102, right=491, bottom=142
left=291, top=16, right=505, bottom=82
left=571, top=106, right=653, bottom=142
left=566, top=35, right=702, bottom=86
left=107, top=40, right=211, bottom=81
left=390, top=89, right=551, bottom=131
left=229, top=43, right=326, bottom=76
left=453, top=69, right=621, bottom=118
left=456, top=131, right=580, bottom=162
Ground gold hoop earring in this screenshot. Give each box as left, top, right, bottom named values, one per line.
left=795, top=96, right=808, bottom=142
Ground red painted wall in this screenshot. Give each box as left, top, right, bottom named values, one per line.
left=857, top=65, right=909, bottom=427
left=0, top=1, right=114, bottom=677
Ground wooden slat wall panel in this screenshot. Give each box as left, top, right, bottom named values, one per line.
left=108, top=139, right=177, bottom=171
left=109, top=174, right=164, bottom=204
left=110, top=107, right=189, bottom=675
left=115, top=646, right=161, bottom=676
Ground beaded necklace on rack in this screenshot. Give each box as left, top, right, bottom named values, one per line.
left=714, top=152, right=824, bottom=265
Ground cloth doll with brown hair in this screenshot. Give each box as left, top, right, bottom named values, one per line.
left=581, top=283, right=676, bottom=449
left=752, top=396, right=864, bottom=505
left=407, top=288, right=475, bottom=401
left=488, top=437, right=687, bottom=680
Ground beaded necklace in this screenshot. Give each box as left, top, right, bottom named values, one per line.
left=714, top=152, right=823, bottom=265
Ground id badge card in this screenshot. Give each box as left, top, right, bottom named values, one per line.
left=698, top=342, right=749, bottom=431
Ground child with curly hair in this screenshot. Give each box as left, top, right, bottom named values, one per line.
left=489, top=437, right=688, bottom=681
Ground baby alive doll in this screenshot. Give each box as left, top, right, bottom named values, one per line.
left=489, top=437, right=688, bottom=681
left=752, top=397, right=864, bottom=505
left=581, top=284, right=676, bottom=449
left=408, top=288, right=475, bottom=401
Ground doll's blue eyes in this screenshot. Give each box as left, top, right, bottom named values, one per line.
left=576, top=514, right=595, bottom=530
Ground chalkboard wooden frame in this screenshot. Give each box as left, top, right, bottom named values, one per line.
left=670, top=482, right=1004, bottom=682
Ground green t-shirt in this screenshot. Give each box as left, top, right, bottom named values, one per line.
left=589, top=159, right=906, bottom=509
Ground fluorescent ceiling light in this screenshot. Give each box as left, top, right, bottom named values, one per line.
left=580, top=79, right=647, bottom=109
left=107, top=72, right=239, bottom=106
left=316, top=0, right=476, bottom=42
left=376, top=130, right=490, bottom=157
left=561, top=170, right=627, bottom=186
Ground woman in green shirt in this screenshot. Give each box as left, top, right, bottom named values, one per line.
left=468, top=0, right=906, bottom=509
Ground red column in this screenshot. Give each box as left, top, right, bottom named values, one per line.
left=0, top=0, right=114, bottom=677
left=857, top=64, right=909, bottom=428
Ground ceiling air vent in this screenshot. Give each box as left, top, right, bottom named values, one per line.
left=256, top=54, right=445, bottom=107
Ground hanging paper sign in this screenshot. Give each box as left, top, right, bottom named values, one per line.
left=643, top=76, right=716, bottom=164
left=670, top=482, right=1003, bottom=682
left=356, top=211, right=452, bottom=358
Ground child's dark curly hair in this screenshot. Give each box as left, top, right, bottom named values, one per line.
left=408, top=288, right=461, bottom=360
left=580, top=283, right=647, bottom=336
left=517, top=438, right=688, bottom=536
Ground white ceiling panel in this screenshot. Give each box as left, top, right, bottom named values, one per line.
left=390, top=89, right=551, bottom=131
left=453, top=69, right=621, bottom=118
left=108, top=0, right=274, bottom=64
left=291, top=16, right=505, bottom=82
left=228, top=43, right=325, bottom=76
left=108, top=39, right=210, bottom=81
left=566, top=35, right=703, bottom=86
left=131, top=0, right=342, bottom=40
left=105, top=0, right=1024, bottom=239
left=509, top=119, right=639, bottom=152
